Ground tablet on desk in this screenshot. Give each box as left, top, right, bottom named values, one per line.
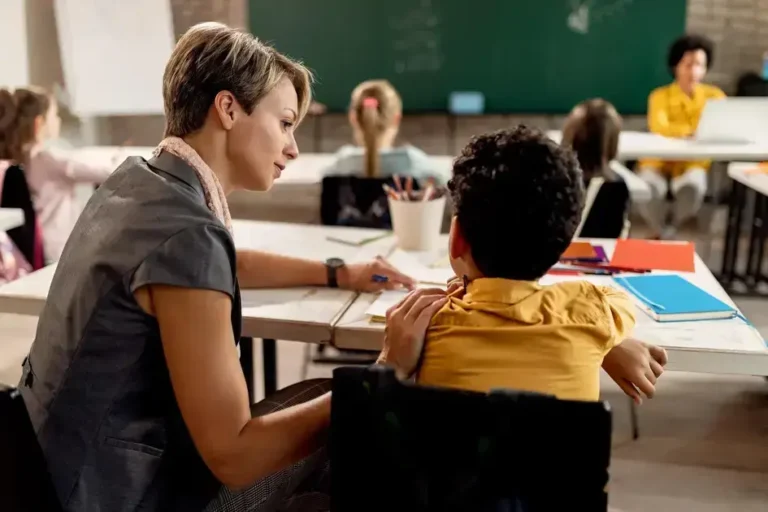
left=694, top=98, right=768, bottom=144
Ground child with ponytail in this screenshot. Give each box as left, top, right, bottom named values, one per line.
left=0, top=86, right=112, bottom=262
left=323, top=80, right=441, bottom=180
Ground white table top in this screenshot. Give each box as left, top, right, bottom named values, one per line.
left=548, top=130, right=768, bottom=162
left=0, top=220, right=397, bottom=343
left=728, top=162, right=768, bottom=197
left=334, top=238, right=768, bottom=376
left=0, top=208, right=24, bottom=232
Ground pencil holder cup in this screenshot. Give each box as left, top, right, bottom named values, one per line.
left=388, top=195, right=446, bottom=251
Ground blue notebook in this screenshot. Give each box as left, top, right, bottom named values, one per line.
left=613, top=274, right=736, bottom=322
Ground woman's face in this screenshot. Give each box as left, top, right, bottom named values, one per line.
left=675, top=49, right=708, bottom=88
left=228, top=77, right=299, bottom=191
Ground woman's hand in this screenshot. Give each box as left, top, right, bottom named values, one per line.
left=446, top=275, right=464, bottom=297
left=377, top=288, right=448, bottom=380
left=339, top=256, right=416, bottom=292
left=602, top=338, right=668, bottom=404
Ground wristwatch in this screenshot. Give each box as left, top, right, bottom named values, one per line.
left=325, top=258, right=345, bottom=288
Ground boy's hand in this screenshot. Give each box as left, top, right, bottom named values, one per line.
left=602, top=339, right=668, bottom=405
left=377, top=288, right=447, bottom=380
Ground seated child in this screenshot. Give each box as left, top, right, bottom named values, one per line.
left=561, top=98, right=630, bottom=238
left=417, top=126, right=641, bottom=402
left=323, top=79, right=441, bottom=181
left=0, top=86, right=112, bottom=262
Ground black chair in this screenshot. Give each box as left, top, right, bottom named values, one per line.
left=320, top=175, right=421, bottom=229
left=0, top=385, right=62, bottom=511
left=306, top=176, right=425, bottom=372
left=579, top=180, right=631, bottom=239
left=1, top=164, right=45, bottom=269
left=330, top=366, right=612, bottom=512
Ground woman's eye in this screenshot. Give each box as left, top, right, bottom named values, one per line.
left=282, top=120, right=294, bottom=130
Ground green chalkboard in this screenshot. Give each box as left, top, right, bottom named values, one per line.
left=249, top=0, right=686, bottom=115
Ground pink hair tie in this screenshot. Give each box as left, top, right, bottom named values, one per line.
left=362, top=97, right=379, bottom=109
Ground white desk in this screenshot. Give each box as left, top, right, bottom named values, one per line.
left=70, top=145, right=155, bottom=168
left=0, top=208, right=24, bottom=232
left=548, top=130, right=768, bottom=162
left=0, top=220, right=396, bottom=343
left=334, top=238, right=768, bottom=377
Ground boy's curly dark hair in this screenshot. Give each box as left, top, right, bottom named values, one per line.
left=667, top=34, right=714, bottom=76
left=448, top=126, right=585, bottom=281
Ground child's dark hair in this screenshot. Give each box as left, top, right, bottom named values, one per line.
left=448, top=126, right=585, bottom=281
left=561, top=98, right=622, bottom=184
left=667, top=34, right=714, bottom=75
left=0, top=86, right=50, bottom=164
left=0, top=88, right=16, bottom=160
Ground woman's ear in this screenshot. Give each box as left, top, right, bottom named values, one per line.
left=213, top=91, right=237, bottom=130
left=348, top=110, right=357, bottom=127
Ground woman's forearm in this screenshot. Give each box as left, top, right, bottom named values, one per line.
left=236, top=249, right=327, bottom=288
left=216, top=392, right=332, bottom=489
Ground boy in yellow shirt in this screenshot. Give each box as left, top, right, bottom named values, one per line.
left=637, top=34, right=726, bottom=239
left=417, top=126, right=665, bottom=402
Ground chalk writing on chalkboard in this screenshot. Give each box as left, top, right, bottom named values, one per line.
left=390, top=0, right=443, bottom=74
left=567, top=0, right=634, bottom=35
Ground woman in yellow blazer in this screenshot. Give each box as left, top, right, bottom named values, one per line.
left=637, top=35, right=725, bottom=239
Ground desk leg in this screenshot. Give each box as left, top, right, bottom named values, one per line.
left=721, top=181, right=745, bottom=287
left=239, top=337, right=254, bottom=404
left=746, top=190, right=763, bottom=290
left=756, top=194, right=768, bottom=287
left=629, top=397, right=639, bottom=441
left=262, top=338, right=278, bottom=397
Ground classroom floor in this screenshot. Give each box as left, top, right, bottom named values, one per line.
left=1, top=218, right=766, bottom=511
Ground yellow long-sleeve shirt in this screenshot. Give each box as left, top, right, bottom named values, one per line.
left=417, top=278, right=636, bottom=402
left=638, top=82, right=726, bottom=177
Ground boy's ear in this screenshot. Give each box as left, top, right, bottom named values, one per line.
left=449, top=217, right=469, bottom=260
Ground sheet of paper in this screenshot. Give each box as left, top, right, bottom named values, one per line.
left=633, top=319, right=765, bottom=352
left=364, top=290, right=409, bottom=320
left=325, top=231, right=392, bottom=247
left=387, top=249, right=454, bottom=285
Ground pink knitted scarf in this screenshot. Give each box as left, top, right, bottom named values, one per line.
left=155, top=137, right=232, bottom=233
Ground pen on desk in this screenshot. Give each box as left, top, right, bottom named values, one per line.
left=405, top=176, right=413, bottom=199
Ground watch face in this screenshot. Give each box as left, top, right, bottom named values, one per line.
left=326, top=258, right=345, bottom=269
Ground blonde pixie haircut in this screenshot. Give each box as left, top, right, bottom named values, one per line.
left=163, top=22, right=313, bottom=137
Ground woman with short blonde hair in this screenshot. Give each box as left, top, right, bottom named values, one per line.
left=17, top=22, right=428, bottom=512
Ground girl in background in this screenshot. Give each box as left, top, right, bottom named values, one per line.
left=561, top=98, right=630, bottom=239
left=323, top=79, right=440, bottom=180
left=0, top=87, right=112, bottom=262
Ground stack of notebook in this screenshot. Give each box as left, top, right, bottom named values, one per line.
left=613, top=274, right=736, bottom=322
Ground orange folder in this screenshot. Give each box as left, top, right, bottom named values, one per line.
left=609, top=239, right=695, bottom=273
left=561, top=241, right=597, bottom=261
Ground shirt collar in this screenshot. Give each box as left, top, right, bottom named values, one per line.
left=147, top=150, right=205, bottom=199
left=464, top=278, right=542, bottom=305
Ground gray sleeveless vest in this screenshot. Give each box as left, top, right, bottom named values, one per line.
left=19, top=152, right=242, bottom=511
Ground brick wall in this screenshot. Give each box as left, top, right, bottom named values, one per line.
left=24, top=0, right=768, bottom=149
left=686, top=0, right=768, bottom=91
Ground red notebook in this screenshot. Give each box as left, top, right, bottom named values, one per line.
left=609, top=239, right=695, bottom=273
